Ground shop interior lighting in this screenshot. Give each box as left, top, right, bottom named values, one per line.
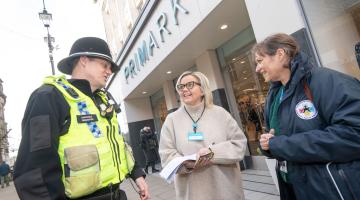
left=240, top=61, right=246, bottom=64
left=142, top=91, right=147, bottom=94
left=243, top=88, right=255, bottom=92
left=166, top=71, right=172, bottom=74
left=220, top=24, right=228, bottom=30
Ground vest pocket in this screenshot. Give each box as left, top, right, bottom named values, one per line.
left=64, top=145, right=101, bottom=198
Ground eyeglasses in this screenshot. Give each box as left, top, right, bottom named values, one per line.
left=176, top=81, right=201, bottom=90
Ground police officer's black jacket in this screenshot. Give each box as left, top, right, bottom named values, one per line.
left=261, top=52, right=360, bottom=199
left=14, top=79, right=145, bottom=200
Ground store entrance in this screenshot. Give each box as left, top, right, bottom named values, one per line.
left=226, top=46, right=270, bottom=156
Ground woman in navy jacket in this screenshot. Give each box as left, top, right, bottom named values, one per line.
left=254, top=33, right=360, bottom=200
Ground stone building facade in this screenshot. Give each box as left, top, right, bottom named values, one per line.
left=0, top=78, right=9, bottom=162
left=98, top=0, right=145, bottom=58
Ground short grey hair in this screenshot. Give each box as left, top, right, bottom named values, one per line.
left=176, top=71, right=213, bottom=107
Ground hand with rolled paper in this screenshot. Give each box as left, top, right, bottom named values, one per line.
left=260, top=129, right=275, bottom=151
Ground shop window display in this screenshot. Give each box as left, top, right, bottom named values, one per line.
left=227, top=48, right=269, bottom=155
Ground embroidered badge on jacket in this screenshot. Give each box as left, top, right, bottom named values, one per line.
left=295, top=100, right=318, bottom=120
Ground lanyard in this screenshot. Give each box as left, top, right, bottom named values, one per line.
left=184, top=103, right=206, bottom=133
left=279, top=86, right=285, bottom=101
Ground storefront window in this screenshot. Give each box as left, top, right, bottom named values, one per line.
left=300, top=0, right=360, bottom=78
left=217, top=26, right=268, bottom=156
left=226, top=45, right=269, bottom=156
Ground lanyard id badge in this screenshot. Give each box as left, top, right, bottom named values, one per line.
left=184, top=104, right=206, bottom=141
left=188, top=132, right=204, bottom=141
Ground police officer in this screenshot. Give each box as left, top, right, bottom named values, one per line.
left=14, top=37, right=149, bottom=200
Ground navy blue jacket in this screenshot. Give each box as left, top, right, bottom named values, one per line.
left=262, top=53, right=360, bottom=199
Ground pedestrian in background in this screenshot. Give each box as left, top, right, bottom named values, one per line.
left=0, top=160, right=10, bottom=188
left=247, top=102, right=262, bottom=137
left=140, top=126, right=160, bottom=174
left=159, top=71, right=247, bottom=200
left=254, top=33, right=360, bottom=199
left=14, top=37, right=149, bottom=200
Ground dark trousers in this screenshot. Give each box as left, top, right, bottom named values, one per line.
left=145, top=161, right=155, bottom=170
left=276, top=168, right=296, bottom=200
left=279, top=181, right=297, bottom=200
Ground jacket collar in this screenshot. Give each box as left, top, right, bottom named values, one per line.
left=68, top=79, right=94, bottom=98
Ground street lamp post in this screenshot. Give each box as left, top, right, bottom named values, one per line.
left=39, top=0, right=55, bottom=75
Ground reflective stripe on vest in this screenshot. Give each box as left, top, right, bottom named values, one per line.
left=43, top=75, right=133, bottom=198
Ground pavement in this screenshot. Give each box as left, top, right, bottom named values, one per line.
left=0, top=182, right=18, bottom=200
left=0, top=173, right=176, bottom=200
left=1, top=169, right=279, bottom=200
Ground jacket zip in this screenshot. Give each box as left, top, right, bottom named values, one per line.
left=326, top=162, right=345, bottom=200
left=338, top=169, right=357, bottom=200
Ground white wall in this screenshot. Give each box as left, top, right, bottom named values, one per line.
left=244, top=0, right=305, bottom=41
left=163, top=80, right=178, bottom=110
left=195, top=50, right=225, bottom=90
left=123, top=98, right=153, bottom=123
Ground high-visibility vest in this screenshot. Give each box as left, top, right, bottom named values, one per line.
left=43, top=75, right=134, bottom=199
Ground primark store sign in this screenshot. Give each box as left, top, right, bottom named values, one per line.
left=123, top=0, right=189, bottom=84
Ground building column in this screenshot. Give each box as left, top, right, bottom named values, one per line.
left=244, top=0, right=318, bottom=74
left=163, top=80, right=179, bottom=113
left=244, top=0, right=305, bottom=41
left=195, top=50, right=229, bottom=111
left=123, top=97, right=155, bottom=167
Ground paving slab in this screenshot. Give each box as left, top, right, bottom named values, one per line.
left=0, top=170, right=279, bottom=200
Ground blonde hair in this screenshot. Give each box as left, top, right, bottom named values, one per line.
left=176, top=71, right=213, bottom=107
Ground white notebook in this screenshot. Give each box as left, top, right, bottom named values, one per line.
left=159, top=154, right=197, bottom=183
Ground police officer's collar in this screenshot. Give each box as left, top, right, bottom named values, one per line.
left=68, top=79, right=93, bottom=98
